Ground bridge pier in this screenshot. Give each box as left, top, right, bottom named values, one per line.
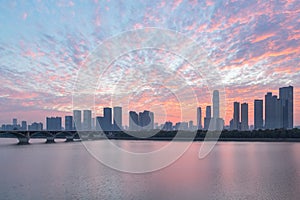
left=46, top=136, right=55, bottom=143
left=18, top=137, right=29, bottom=145
left=65, top=136, right=74, bottom=142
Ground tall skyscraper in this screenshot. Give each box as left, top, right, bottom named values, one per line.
left=254, top=100, right=263, bottom=130
left=65, top=116, right=73, bottom=130
left=73, top=110, right=82, bottom=131
left=139, top=110, right=152, bottom=130
left=265, top=92, right=274, bottom=129
left=83, top=110, right=92, bottom=130
left=103, top=107, right=112, bottom=131
left=204, top=106, right=211, bottom=130
left=197, top=107, right=202, bottom=130
left=149, top=111, right=154, bottom=130
left=279, top=86, right=293, bottom=129
left=21, top=121, right=27, bottom=131
left=213, top=90, right=220, bottom=119
left=129, top=111, right=139, bottom=131
left=241, top=103, right=249, bottom=131
left=13, top=118, right=17, bottom=126
left=46, top=117, right=62, bottom=131
left=233, top=102, right=240, bottom=130
left=113, top=107, right=122, bottom=130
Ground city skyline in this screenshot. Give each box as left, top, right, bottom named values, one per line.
left=1, top=86, right=295, bottom=130
left=0, top=1, right=300, bottom=127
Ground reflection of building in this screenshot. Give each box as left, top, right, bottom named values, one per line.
left=65, top=116, right=73, bottom=130
left=129, top=111, right=139, bottom=131
left=280, top=86, right=293, bottom=129
left=83, top=110, right=92, bottom=130
left=73, top=110, right=82, bottom=131
left=46, top=117, right=62, bottom=131
left=197, top=107, right=202, bottom=130
left=241, top=103, right=249, bottom=131
left=254, top=100, right=263, bottom=130
left=113, top=107, right=122, bottom=130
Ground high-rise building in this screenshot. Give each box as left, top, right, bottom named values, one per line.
left=65, top=116, right=73, bottom=130
left=83, top=110, right=92, bottom=130
left=113, top=107, right=122, bottom=130
left=149, top=111, right=154, bottom=130
left=138, top=110, right=153, bottom=130
left=46, top=117, right=62, bottom=131
left=28, top=122, right=43, bottom=131
left=233, top=102, right=240, bottom=130
left=103, top=107, right=112, bottom=131
left=241, top=103, right=249, bottom=131
left=265, top=92, right=274, bottom=129
left=254, top=100, right=263, bottom=130
left=204, top=106, right=211, bottom=130
left=13, top=118, right=17, bottom=126
left=213, top=90, right=220, bottom=119
left=129, top=111, right=139, bottom=131
left=197, top=107, right=202, bottom=130
left=279, top=86, right=293, bottom=129
left=73, top=110, right=82, bottom=131
left=21, top=121, right=27, bottom=131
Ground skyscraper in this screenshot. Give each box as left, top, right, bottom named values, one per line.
left=233, top=102, right=240, bottom=130
left=103, top=107, right=112, bottom=131
left=129, top=111, right=139, bottom=131
left=139, top=110, right=152, bottom=130
left=46, top=117, right=62, bottom=131
left=254, top=100, right=263, bottom=130
left=113, top=107, right=122, bottom=130
left=213, top=90, right=220, bottom=119
left=241, top=103, right=249, bottom=131
left=83, top=110, right=92, bottom=130
left=65, top=116, right=73, bottom=131
left=265, top=92, right=274, bottom=129
left=73, top=110, right=82, bottom=131
left=149, top=111, right=154, bottom=130
left=204, top=106, right=211, bottom=130
left=279, top=86, right=293, bottom=129
left=21, top=121, right=27, bottom=131
left=197, top=107, right=202, bottom=130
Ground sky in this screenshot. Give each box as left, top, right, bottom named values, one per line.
left=0, top=0, right=299, bottom=126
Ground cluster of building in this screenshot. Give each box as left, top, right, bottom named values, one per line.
left=0, top=86, right=294, bottom=132
left=228, top=86, right=293, bottom=130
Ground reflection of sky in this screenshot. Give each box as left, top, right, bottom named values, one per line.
left=0, top=0, right=299, bottom=125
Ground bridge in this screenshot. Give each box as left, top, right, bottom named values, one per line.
left=0, top=130, right=107, bottom=144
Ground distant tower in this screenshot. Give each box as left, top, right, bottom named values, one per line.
left=213, top=90, right=220, bottom=119
left=265, top=92, right=273, bottom=129
left=83, top=110, right=92, bottom=130
left=233, top=102, right=240, bottom=130
left=197, top=107, right=202, bottom=130
left=13, top=118, right=17, bottom=126
left=279, top=86, right=293, bottom=129
left=204, top=106, right=211, bottom=130
left=21, top=121, right=27, bottom=131
left=73, top=110, right=82, bottom=131
left=65, top=116, right=73, bottom=130
left=254, top=100, right=263, bottom=130
left=103, top=107, right=112, bottom=131
left=129, top=111, right=139, bottom=131
left=149, top=111, right=154, bottom=130
left=113, top=107, right=122, bottom=130
left=241, top=103, right=249, bottom=131
left=46, top=117, right=62, bottom=131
